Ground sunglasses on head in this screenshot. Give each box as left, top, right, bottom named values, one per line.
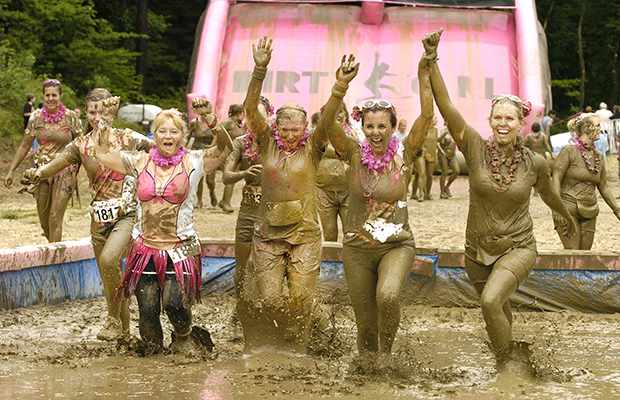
left=491, top=94, right=522, bottom=106
left=44, top=79, right=61, bottom=85
left=363, top=100, right=394, bottom=110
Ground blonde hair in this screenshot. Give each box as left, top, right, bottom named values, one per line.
left=152, top=109, right=187, bottom=135
left=571, top=113, right=598, bottom=138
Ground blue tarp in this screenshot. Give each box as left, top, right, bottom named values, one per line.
left=2, top=255, right=620, bottom=313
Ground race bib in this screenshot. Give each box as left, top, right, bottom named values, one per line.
left=241, top=185, right=262, bottom=206
left=92, top=198, right=124, bottom=223
left=167, top=239, right=201, bottom=264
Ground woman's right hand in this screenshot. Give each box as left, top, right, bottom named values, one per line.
left=252, top=36, right=273, bottom=68
left=336, top=54, right=359, bottom=86
left=4, top=171, right=13, bottom=188
left=102, top=96, right=120, bottom=120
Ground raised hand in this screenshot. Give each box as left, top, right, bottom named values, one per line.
left=191, top=98, right=216, bottom=126
left=252, top=36, right=273, bottom=68
left=422, top=28, right=443, bottom=57
left=102, top=96, right=120, bottom=120
left=336, top=54, right=359, bottom=86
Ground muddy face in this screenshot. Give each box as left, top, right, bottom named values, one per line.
left=277, top=114, right=307, bottom=151
left=86, top=100, right=103, bottom=130
left=362, top=110, right=395, bottom=158
left=489, top=103, right=523, bottom=146
left=154, top=118, right=184, bottom=157
left=43, top=86, right=62, bottom=114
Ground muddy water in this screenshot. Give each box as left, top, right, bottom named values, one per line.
left=1, top=292, right=619, bottom=399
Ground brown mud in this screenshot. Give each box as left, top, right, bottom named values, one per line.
left=1, top=150, right=620, bottom=399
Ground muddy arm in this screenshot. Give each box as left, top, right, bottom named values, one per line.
left=405, top=54, right=434, bottom=154
left=537, top=157, right=577, bottom=236
left=92, top=97, right=126, bottom=175
left=244, top=36, right=273, bottom=144
left=316, top=55, right=359, bottom=156
left=596, top=162, right=620, bottom=220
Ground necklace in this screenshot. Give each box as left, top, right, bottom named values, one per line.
left=41, top=104, right=66, bottom=125
left=360, top=136, right=398, bottom=198
left=486, top=137, right=523, bottom=193
left=149, top=146, right=188, bottom=169
left=574, top=137, right=601, bottom=173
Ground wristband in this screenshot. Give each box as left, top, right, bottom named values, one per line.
left=332, top=82, right=349, bottom=98
left=252, top=66, right=267, bottom=80
left=206, top=116, right=218, bottom=130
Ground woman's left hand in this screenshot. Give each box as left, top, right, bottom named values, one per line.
left=102, top=97, right=120, bottom=120
left=191, top=98, right=216, bottom=127
left=563, top=215, right=578, bottom=238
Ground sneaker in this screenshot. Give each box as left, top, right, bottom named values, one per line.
left=210, top=192, right=218, bottom=207
left=195, top=200, right=203, bottom=209
left=218, top=202, right=234, bottom=213
left=97, top=317, right=123, bottom=341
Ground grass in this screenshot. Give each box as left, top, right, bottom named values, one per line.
left=1, top=209, right=38, bottom=220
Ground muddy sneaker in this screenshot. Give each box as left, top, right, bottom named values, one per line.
left=196, top=200, right=203, bottom=209
left=97, top=317, right=123, bottom=341
left=440, top=191, right=449, bottom=199
left=218, top=202, right=234, bottom=213
left=210, top=192, right=218, bottom=207
left=170, top=326, right=214, bottom=356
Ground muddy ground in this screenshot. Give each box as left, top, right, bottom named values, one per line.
left=1, top=154, right=620, bottom=399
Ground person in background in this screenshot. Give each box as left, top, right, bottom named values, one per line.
left=309, top=112, right=320, bottom=133
left=23, top=93, right=36, bottom=130
left=187, top=111, right=218, bottom=208
left=411, top=116, right=438, bottom=201
left=92, top=97, right=231, bottom=355
left=22, top=88, right=153, bottom=342
left=540, top=109, right=557, bottom=151
left=553, top=114, right=620, bottom=250
left=4, top=79, right=82, bottom=243
left=437, top=122, right=459, bottom=199
left=393, top=119, right=408, bottom=144
left=425, top=29, right=577, bottom=370
left=218, top=103, right=246, bottom=213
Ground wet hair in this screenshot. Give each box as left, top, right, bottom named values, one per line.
left=26, top=93, right=35, bottom=102
left=276, top=103, right=307, bottom=126
left=43, top=79, right=63, bottom=95
left=361, top=104, right=398, bottom=128
left=489, top=97, right=526, bottom=120
left=228, top=103, right=244, bottom=117
left=570, top=113, right=598, bottom=138
left=152, top=109, right=187, bottom=135
left=84, top=88, right=112, bottom=134
left=531, top=122, right=541, bottom=132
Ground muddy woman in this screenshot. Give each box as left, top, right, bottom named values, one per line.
left=4, top=79, right=82, bottom=243
left=92, top=97, right=231, bottom=354
left=552, top=114, right=620, bottom=249
left=424, top=29, right=577, bottom=369
left=22, top=88, right=154, bottom=342
left=243, top=36, right=327, bottom=352
left=317, top=49, right=433, bottom=354
left=186, top=110, right=219, bottom=208
left=437, top=123, right=460, bottom=199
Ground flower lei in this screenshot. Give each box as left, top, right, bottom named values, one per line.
left=360, top=136, right=399, bottom=172
left=360, top=136, right=399, bottom=198
left=486, top=137, right=523, bottom=193
left=574, top=137, right=601, bottom=173
left=243, top=130, right=261, bottom=164
left=149, top=146, right=189, bottom=168
left=41, top=103, right=66, bottom=124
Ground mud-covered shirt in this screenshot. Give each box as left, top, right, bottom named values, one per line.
left=187, top=118, right=215, bottom=150
left=26, top=108, right=82, bottom=166
left=254, top=132, right=323, bottom=244
left=555, top=144, right=603, bottom=210
left=340, top=136, right=414, bottom=248
left=461, top=130, right=544, bottom=265
left=523, top=133, right=550, bottom=156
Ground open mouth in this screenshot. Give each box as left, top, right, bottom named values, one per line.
left=496, top=129, right=511, bottom=138
left=370, top=137, right=383, bottom=148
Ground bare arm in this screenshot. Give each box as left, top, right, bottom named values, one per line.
left=244, top=36, right=273, bottom=144
left=315, top=55, right=359, bottom=157
left=405, top=52, right=434, bottom=154
left=596, top=162, right=620, bottom=220
left=536, top=159, right=578, bottom=237
left=543, top=133, right=554, bottom=154
left=551, top=147, right=570, bottom=196
left=4, top=134, right=35, bottom=188
left=23, top=156, right=71, bottom=183
left=424, top=29, right=470, bottom=149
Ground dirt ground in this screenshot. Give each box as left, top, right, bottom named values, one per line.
left=1, top=152, right=620, bottom=399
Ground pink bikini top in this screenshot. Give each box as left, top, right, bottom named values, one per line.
left=137, top=160, right=189, bottom=205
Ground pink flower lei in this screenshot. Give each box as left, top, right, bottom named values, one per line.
left=243, top=130, right=261, bottom=164
left=360, top=136, right=399, bottom=173
left=149, top=146, right=189, bottom=168
left=41, top=103, right=66, bottom=124
left=486, top=136, right=523, bottom=193
left=573, top=137, right=601, bottom=173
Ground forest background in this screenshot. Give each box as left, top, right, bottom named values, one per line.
left=0, top=0, right=617, bottom=139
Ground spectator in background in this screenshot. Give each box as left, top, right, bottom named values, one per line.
left=309, top=112, right=320, bottom=133
left=23, top=93, right=36, bottom=130
left=540, top=109, right=557, bottom=150
left=393, top=119, right=408, bottom=144
left=596, top=102, right=613, bottom=136
left=585, top=106, right=593, bottom=113
left=218, top=103, right=246, bottom=213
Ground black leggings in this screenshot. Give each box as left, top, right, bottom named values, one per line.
left=134, top=257, right=192, bottom=347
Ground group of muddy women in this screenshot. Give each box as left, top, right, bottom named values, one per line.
left=6, top=29, right=620, bottom=369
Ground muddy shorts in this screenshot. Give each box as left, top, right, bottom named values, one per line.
left=235, top=204, right=259, bottom=242
left=465, top=247, right=537, bottom=290
left=91, top=213, right=135, bottom=249
left=252, top=238, right=322, bottom=275
left=316, top=186, right=349, bottom=215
